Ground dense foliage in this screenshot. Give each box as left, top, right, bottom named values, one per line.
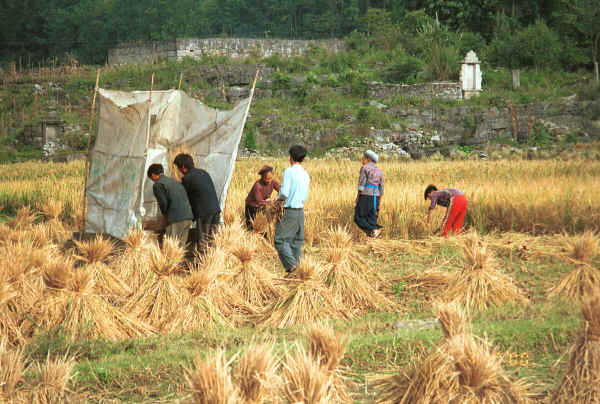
left=0, top=0, right=598, bottom=69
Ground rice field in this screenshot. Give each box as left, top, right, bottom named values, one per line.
left=0, top=158, right=599, bottom=403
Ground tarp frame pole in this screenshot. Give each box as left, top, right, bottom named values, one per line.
left=80, top=69, right=101, bottom=238
left=136, top=73, right=155, bottom=225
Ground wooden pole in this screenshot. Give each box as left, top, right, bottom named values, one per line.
left=178, top=72, right=183, bottom=90
left=137, top=73, right=155, bottom=229
left=512, top=69, right=520, bottom=90
left=594, top=62, right=599, bottom=87
left=80, top=69, right=101, bottom=237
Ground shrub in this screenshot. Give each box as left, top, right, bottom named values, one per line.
left=514, top=20, right=563, bottom=70
left=243, top=124, right=258, bottom=150
left=356, top=106, right=390, bottom=128
left=385, top=49, right=423, bottom=83
left=345, top=30, right=370, bottom=55
left=272, top=72, right=291, bottom=90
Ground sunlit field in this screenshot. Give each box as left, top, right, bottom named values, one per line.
left=0, top=158, right=599, bottom=402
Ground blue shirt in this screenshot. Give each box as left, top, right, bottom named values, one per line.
left=278, top=164, right=310, bottom=208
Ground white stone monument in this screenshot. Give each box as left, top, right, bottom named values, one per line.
left=460, top=50, right=482, bottom=99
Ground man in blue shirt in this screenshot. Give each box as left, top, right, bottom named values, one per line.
left=275, top=145, right=310, bottom=276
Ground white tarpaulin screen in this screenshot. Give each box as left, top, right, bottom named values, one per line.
left=85, top=88, right=253, bottom=239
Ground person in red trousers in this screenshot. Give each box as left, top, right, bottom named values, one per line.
left=424, top=185, right=467, bottom=236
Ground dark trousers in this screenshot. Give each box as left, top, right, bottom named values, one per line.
left=245, top=205, right=260, bottom=230
left=354, top=194, right=380, bottom=235
left=195, top=212, right=221, bottom=253
left=274, top=208, right=304, bottom=272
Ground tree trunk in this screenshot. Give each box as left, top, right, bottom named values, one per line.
left=512, top=69, right=520, bottom=90
left=594, top=62, right=599, bottom=87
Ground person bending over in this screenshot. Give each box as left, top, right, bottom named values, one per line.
left=425, top=185, right=467, bottom=237
left=173, top=153, right=221, bottom=252
left=354, top=149, right=384, bottom=238
left=147, top=163, right=193, bottom=247
left=274, top=145, right=310, bottom=276
left=244, top=165, right=281, bottom=231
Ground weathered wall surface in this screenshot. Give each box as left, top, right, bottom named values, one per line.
left=108, top=38, right=344, bottom=65
left=367, top=81, right=462, bottom=100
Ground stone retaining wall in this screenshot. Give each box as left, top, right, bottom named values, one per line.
left=108, top=38, right=344, bottom=65
left=367, top=81, right=462, bottom=100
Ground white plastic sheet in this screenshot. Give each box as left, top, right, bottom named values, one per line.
left=85, top=88, right=253, bottom=239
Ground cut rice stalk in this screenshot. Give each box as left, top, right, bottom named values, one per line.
left=548, top=265, right=600, bottom=301
left=185, top=349, right=241, bottom=404
left=562, top=231, right=599, bottom=265
left=235, top=343, right=279, bottom=404
left=258, top=257, right=349, bottom=329
left=0, top=339, right=25, bottom=398
left=73, top=235, right=116, bottom=264
left=31, top=354, right=76, bottom=404
left=552, top=293, right=600, bottom=403
left=281, top=345, right=333, bottom=404
left=435, top=300, right=468, bottom=339
left=307, top=324, right=351, bottom=403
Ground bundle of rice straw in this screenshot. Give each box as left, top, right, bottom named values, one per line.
left=0, top=339, right=25, bottom=400
left=30, top=354, right=76, bottom=404
left=180, top=268, right=232, bottom=330
left=258, top=256, right=348, bottom=329
left=125, top=237, right=189, bottom=332
left=37, top=259, right=156, bottom=341
left=549, top=232, right=600, bottom=301
left=552, top=293, right=600, bottom=403
left=74, top=235, right=131, bottom=301
left=109, top=229, right=153, bottom=294
left=444, top=232, right=528, bottom=310
left=322, top=226, right=395, bottom=313
left=7, top=206, right=36, bottom=230
left=307, top=324, right=350, bottom=402
left=228, top=237, right=285, bottom=308
left=372, top=302, right=532, bottom=404
left=185, top=349, right=241, bottom=404
left=395, top=269, right=455, bottom=297
left=234, top=343, right=279, bottom=403
left=0, top=280, right=28, bottom=347
left=280, top=345, right=333, bottom=404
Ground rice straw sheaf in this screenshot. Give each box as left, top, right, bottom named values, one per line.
left=109, top=229, right=155, bottom=291
left=372, top=333, right=531, bottom=403
left=125, top=237, right=189, bottom=332
left=322, top=226, right=395, bottom=314
left=7, top=206, right=37, bottom=230
left=30, top=354, right=76, bottom=404
left=38, top=263, right=155, bottom=341
left=307, top=324, right=351, bottom=402
left=444, top=232, right=529, bottom=310
left=396, top=269, right=455, bottom=297
left=39, top=199, right=63, bottom=222
left=73, top=235, right=116, bottom=264
left=435, top=300, right=469, bottom=339
left=185, top=349, right=241, bottom=404
left=552, top=293, right=600, bottom=403
left=0, top=280, right=29, bottom=348
left=563, top=231, right=599, bottom=265
left=258, top=256, right=349, bottom=329
left=228, top=237, right=285, bottom=308
left=82, top=262, right=132, bottom=304
left=180, top=269, right=231, bottom=330
left=281, top=345, right=333, bottom=404
left=548, top=265, right=600, bottom=302
left=0, top=339, right=25, bottom=399
left=234, top=343, right=279, bottom=404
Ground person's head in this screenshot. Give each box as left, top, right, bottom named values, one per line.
left=363, top=150, right=378, bottom=165
left=147, top=163, right=164, bottom=182
left=258, top=165, right=274, bottom=183
left=173, top=153, right=195, bottom=175
left=289, top=145, right=307, bottom=164
left=424, top=184, right=438, bottom=200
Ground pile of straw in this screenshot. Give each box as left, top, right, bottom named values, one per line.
left=38, top=259, right=155, bottom=341
left=0, top=280, right=28, bottom=347
left=444, top=232, right=529, bottom=310
left=234, top=343, right=279, bottom=403
left=109, top=229, right=153, bottom=293
left=30, top=355, right=76, bottom=404
left=280, top=346, right=333, bottom=404
left=126, top=237, right=188, bottom=332
left=185, top=349, right=241, bottom=403
left=258, top=256, right=348, bottom=329
left=307, top=324, right=350, bottom=402
left=0, top=339, right=25, bottom=400
left=552, top=293, right=600, bottom=403
left=181, top=269, right=231, bottom=330
left=549, top=232, right=600, bottom=301
left=322, top=226, right=395, bottom=314
left=372, top=302, right=531, bottom=404
left=74, top=236, right=131, bottom=301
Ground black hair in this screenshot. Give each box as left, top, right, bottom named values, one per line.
left=289, top=145, right=307, bottom=163
left=147, top=163, right=164, bottom=178
left=424, top=184, right=438, bottom=200
left=173, top=153, right=195, bottom=170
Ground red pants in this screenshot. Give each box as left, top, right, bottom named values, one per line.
left=441, top=195, right=467, bottom=236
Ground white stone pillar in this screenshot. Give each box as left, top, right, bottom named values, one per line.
left=460, top=50, right=482, bottom=99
